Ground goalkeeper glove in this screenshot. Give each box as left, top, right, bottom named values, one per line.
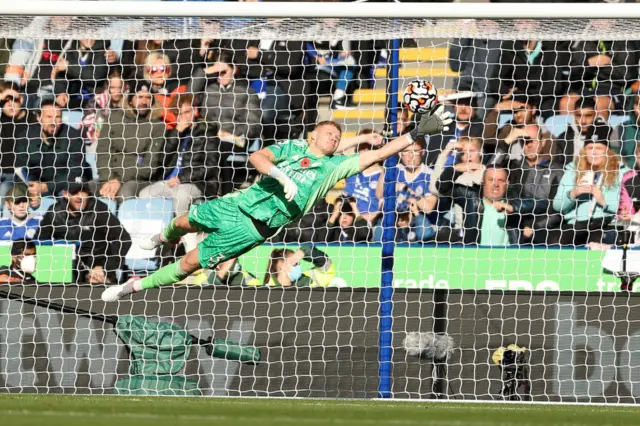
left=409, top=104, right=453, bottom=141
left=269, top=166, right=298, bottom=201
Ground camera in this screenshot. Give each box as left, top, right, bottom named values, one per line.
left=492, top=345, right=531, bottom=401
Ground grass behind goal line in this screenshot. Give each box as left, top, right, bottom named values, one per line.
left=1, top=394, right=639, bottom=426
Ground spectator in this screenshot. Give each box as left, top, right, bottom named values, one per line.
left=438, top=167, right=522, bottom=245
left=618, top=142, right=640, bottom=222
left=427, top=96, right=484, bottom=167
left=190, top=49, right=262, bottom=147
left=326, top=196, right=372, bottom=243
left=138, top=94, right=219, bottom=250
left=0, top=240, right=38, bottom=284
left=431, top=137, right=484, bottom=241
left=0, top=82, right=37, bottom=203
left=0, top=185, right=41, bottom=241
left=552, top=139, right=626, bottom=246
left=306, top=40, right=357, bottom=110
left=37, top=182, right=131, bottom=284
left=343, top=130, right=383, bottom=226
left=143, top=52, right=187, bottom=130
left=14, top=100, right=90, bottom=198
left=619, top=92, right=640, bottom=169
left=82, top=69, right=126, bottom=146
left=262, top=245, right=335, bottom=287
left=120, top=39, right=201, bottom=85
left=557, top=96, right=616, bottom=166
left=94, top=80, right=165, bottom=202
left=375, top=139, right=438, bottom=243
left=52, top=39, right=109, bottom=110
left=506, top=126, right=564, bottom=245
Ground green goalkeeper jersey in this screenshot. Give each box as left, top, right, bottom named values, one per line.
left=237, top=139, right=361, bottom=229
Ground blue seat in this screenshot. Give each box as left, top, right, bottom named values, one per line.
left=3, top=196, right=55, bottom=218
left=545, top=114, right=573, bottom=137
left=85, top=152, right=99, bottom=181
left=610, top=115, right=630, bottom=128
left=498, top=113, right=513, bottom=128
left=97, top=197, right=117, bottom=215
left=118, top=198, right=174, bottom=272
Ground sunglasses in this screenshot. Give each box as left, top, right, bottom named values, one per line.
left=149, top=65, right=167, bottom=74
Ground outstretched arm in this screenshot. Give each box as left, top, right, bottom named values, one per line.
left=335, top=132, right=383, bottom=154
left=358, top=105, right=452, bottom=172
left=249, top=148, right=298, bottom=201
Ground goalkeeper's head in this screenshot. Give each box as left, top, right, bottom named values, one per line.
left=309, top=121, right=342, bottom=156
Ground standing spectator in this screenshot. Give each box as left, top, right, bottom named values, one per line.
left=14, top=100, right=90, bottom=198
left=326, top=196, right=372, bottom=243
left=0, top=83, right=37, bottom=204
left=375, top=139, right=438, bottom=242
left=0, top=185, right=41, bottom=241
left=190, top=50, right=262, bottom=147
left=619, top=92, right=640, bottom=169
left=507, top=126, right=564, bottom=245
left=306, top=40, right=357, bottom=110
left=52, top=39, right=109, bottom=110
left=143, top=52, right=187, bottom=130
left=0, top=241, right=38, bottom=284
left=37, top=182, right=131, bottom=284
left=552, top=139, right=626, bottom=246
left=94, top=80, right=165, bottom=202
left=82, top=69, right=126, bottom=146
left=557, top=96, right=616, bottom=166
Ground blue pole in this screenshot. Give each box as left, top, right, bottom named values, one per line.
left=378, top=37, right=400, bottom=399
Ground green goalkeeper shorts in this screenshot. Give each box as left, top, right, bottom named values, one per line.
left=188, top=196, right=267, bottom=269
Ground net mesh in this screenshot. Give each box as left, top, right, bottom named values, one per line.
left=0, top=11, right=638, bottom=403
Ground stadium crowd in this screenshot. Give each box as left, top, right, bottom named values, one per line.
left=1, top=25, right=640, bottom=284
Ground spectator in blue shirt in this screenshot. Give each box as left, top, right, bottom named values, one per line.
left=0, top=185, right=41, bottom=241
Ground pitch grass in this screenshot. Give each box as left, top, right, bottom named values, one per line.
left=1, top=394, right=640, bottom=426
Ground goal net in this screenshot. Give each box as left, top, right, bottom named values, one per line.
left=0, top=1, right=639, bottom=402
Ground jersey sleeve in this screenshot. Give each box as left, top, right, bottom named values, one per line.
left=266, top=140, right=292, bottom=163
left=333, top=154, right=361, bottom=181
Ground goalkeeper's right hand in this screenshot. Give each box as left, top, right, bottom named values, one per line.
left=269, top=166, right=298, bottom=201
left=409, top=104, right=453, bottom=140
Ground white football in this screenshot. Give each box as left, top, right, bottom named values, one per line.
left=403, top=80, right=438, bottom=114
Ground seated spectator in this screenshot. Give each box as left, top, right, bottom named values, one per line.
left=306, top=40, right=357, bottom=110
left=0, top=82, right=37, bottom=204
left=343, top=130, right=383, bottom=226
left=52, top=39, right=109, bottom=110
left=618, top=142, right=640, bottom=222
left=0, top=240, right=38, bottom=284
left=0, top=185, right=41, bottom=241
left=14, top=100, right=90, bottom=198
left=262, top=244, right=335, bottom=287
left=438, top=167, right=522, bottom=246
left=94, top=80, right=165, bottom=202
left=483, top=92, right=545, bottom=158
left=189, top=49, right=262, bottom=147
left=143, top=52, right=187, bottom=130
left=207, top=257, right=258, bottom=286
left=326, top=196, right=372, bottom=243
left=374, top=139, right=438, bottom=243
left=431, top=137, right=484, bottom=241
left=37, top=182, right=132, bottom=284
left=557, top=96, right=616, bottom=166
left=138, top=94, right=219, bottom=251
left=120, top=39, right=200, bottom=85
left=427, top=96, right=484, bottom=167
left=619, top=92, right=640, bottom=169
left=552, top=139, right=626, bottom=246
left=506, top=126, right=565, bottom=245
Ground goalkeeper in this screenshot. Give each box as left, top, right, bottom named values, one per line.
left=101, top=106, right=452, bottom=302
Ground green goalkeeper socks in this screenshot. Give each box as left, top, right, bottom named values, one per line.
left=140, top=262, right=191, bottom=289
left=162, top=218, right=187, bottom=243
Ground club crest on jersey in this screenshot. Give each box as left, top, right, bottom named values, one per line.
left=300, top=158, right=311, bottom=168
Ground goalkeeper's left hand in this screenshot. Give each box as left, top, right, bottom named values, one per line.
left=409, top=105, right=453, bottom=140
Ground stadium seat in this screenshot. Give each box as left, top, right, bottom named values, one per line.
left=610, top=115, right=630, bottom=128
left=97, top=197, right=118, bottom=215
left=545, top=114, right=573, bottom=137
left=498, top=113, right=513, bottom=128
left=62, top=110, right=84, bottom=130
left=118, top=198, right=174, bottom=272
left=85, top=152, right=99, bottom=181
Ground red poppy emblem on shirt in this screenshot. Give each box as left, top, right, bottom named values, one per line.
left=300, top=158, right=311, bottom=168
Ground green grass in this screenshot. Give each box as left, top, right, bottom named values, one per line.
left=1, top=394, right=640, bottom=426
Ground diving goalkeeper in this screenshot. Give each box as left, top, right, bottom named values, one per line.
left=101, top=106, right=452, bottom=302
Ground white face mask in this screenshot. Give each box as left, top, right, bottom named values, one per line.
left=20, top=255, right=36, bottom=275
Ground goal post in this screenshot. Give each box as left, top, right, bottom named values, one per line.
left=1, top=1, right=640, bottom=402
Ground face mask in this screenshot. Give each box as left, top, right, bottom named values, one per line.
left=20, top=255, right=36, bottom=275
left=288, top=264, right=302, bottom=282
